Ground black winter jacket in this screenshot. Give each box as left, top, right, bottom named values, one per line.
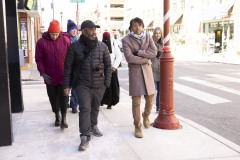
left=64, top=39, right=112, bottom=89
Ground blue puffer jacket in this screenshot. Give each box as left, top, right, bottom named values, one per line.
left=64, top=39, right=112, bottom=89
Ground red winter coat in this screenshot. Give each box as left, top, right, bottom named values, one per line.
left=35, top=32, right=71, bottom=85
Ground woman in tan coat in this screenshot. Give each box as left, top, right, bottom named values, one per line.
left=122, top=17, right=157, bottom=138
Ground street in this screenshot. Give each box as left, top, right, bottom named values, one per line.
left=118, top=58, right=240, bottom=146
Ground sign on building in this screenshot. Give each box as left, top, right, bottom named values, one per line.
left=70, top=0, right=85, bottom=3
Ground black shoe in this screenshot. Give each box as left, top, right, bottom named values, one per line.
left=107, top=105, right=112, bottom=109
left=72, top=108, right=78, bottom=114
left=60, top=122, right=68, bottom=129
left=55, top=121, right=60, bottom=127
left=55, top=112, right=61, bottom=127
left=78, top=136, right=89, bottom=151
left=60, top=113, right=68, bottom=129
left=91, top=126, right=103, bottom=137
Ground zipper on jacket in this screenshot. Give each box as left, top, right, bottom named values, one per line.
left=90, top=51, right=92, bottom=87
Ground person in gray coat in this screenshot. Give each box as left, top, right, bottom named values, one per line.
left=64, top=20, right=112, bottom=151
left=122, top=17, right=157, bottom=138
left=151, top=27, right=163, bottom=112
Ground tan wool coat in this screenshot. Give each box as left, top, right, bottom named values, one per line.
left=122, top=33, right=157, bottom=96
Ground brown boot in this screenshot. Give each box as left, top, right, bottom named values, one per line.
left=142, top=112, right=150, bottom=128
left=134, top=123, right=143, bottom=138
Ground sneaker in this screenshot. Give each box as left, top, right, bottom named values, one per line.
left=72, top=108, right=78, bottom=114
left=91, top=126, right=103, bottom=137
left=78, top=136, right=89, bottom=151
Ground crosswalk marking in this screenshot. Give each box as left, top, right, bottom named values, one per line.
left=221, top=69, right=238, bottom=72
left=123, top=81, right=231, bottom=104
left=207, top=74, right=240, bottom=83
left=118, top=78, right=128, bottom=81
left=179, top=76, right=240, bottom=96
left=118, top=68, right=128, bottom=71
left=174, top=83, right=231, bottom=104
left=233, top=72, right=240, bottom=75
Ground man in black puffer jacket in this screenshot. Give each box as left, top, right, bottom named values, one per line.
left=64, top=20, right=112, bottom=151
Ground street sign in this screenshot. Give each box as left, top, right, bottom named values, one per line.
left=70, top=0, right=85, bottom=3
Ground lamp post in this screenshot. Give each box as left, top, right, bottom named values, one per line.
left=60, top=11, right=63, bottom=31
left=221, top=12, right=226, bottom=52
left=51, top=0, right=54, bottom=20
left=76, top=2, right=79, bottom=26
left=153, top=0, right=180, bottom=130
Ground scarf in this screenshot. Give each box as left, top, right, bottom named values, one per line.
left=70, top=35, right=79, bottom=43
left=130, top=31, right=145, bottom=40
left=80, top=34, right=98, bottom=57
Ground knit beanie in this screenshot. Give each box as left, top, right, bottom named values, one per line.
left=48, top=20, right=60, bottom=33
left=67, top=19, right=78, bottom=33
left=103, top=32, right=110, bottom=38
left=102, top=32, right=112, bottom=53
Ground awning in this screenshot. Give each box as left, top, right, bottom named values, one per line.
left=202, top=2, right=233, bottom=21
left=144, top=18, right=154, bottom=28
left=18, top=9, right=40, bottom=17
left=171, top=13, right=183, bottom=25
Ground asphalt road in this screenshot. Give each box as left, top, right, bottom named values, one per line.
left=118, top=59, right=240, bottom=146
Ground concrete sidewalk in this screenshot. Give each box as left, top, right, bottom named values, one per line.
left=0, top=69, right=240, bottom=159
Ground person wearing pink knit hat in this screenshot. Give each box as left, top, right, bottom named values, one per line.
left=35, top=20, right=71, bottom=129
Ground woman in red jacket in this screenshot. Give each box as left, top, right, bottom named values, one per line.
left=35, top=20, right=71, bottom=129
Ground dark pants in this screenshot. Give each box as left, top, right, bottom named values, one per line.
left=46, top=85, right=69, bottom=114
left=70, top=89, right=78, bottom=109
left=75, top=84, right=106, bottom=137
left=101, top=71, right=119, bottom=106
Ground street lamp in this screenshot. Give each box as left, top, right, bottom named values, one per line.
left=60, top=11, right=63, bottom=31
left=221, top=12, right=226, bottom=52
left=51, top=0, right=54, bottom=20
left=153, top=0, right=180, bottom=130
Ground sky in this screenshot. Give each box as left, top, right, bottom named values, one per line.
left=40, top=0, right=99, bottom=31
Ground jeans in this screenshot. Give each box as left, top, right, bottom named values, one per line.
left=70, top=89, right=78, bottom=109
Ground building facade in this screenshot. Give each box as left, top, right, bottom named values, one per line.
left=170, top=0, right=240, bottom=56
left=18, top=0, right=41, bottom=70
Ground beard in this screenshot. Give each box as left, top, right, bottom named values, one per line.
left=84, top=33, right=97, bottom=40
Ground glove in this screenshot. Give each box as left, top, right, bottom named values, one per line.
left=41, top=73, right=52, bottom=84
left=132, top=51, right=138, bottom=56
left=156, top=51, right=162, bottom=58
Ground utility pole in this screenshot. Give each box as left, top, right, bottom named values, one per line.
left=51, top=0, right=55, bottom=20
left=76, top=2, right=79, bottom=26
left=153, top=0, right=181, bottom=130
left=60, top=11, right=63, bottom=30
